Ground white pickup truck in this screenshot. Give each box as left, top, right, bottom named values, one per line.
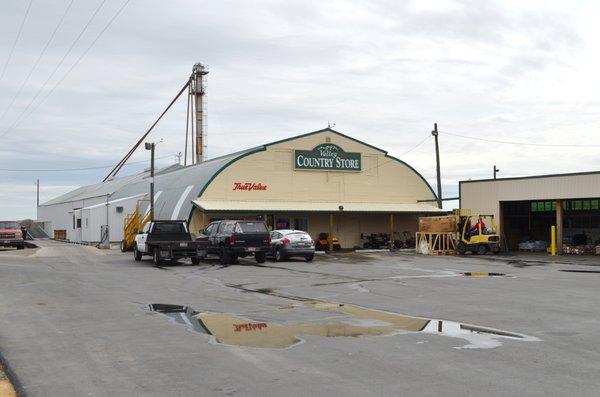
left=134, top=220, right=202, bottom=266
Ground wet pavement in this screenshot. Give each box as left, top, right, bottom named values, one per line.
left=1, top=240, right=600, bottom=396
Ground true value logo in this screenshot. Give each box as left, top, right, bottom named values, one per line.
left=233, top=182, right=267, bottom=191
left=294, top=143, right=361, bottom=171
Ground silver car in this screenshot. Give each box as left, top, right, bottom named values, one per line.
left=269, top=229, right=315, bottom=262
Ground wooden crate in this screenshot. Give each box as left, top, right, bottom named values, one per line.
left=54, top=229, right=66, bottom=240
left=415, top=232, right=457, bottom=255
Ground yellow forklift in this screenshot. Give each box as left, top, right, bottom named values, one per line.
left=454, top=209, right=501, bottom=255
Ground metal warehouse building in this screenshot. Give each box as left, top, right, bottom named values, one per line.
left=460, top=171, right=600, bottom=252
left=38, top=128, right=444, bottom=248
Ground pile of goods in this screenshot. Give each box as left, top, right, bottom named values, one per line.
left=562, top=245, right=596, bottom=255
left=518, top=241, right=547, bottom=251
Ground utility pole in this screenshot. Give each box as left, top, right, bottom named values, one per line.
left=36, top=179, right=39, bottom=208
left=493, top=165, right=500, bottom=179
left=145, top=142, right=155, bottom=221
left=191, top=63, right=208, bottom=163
left=432, top=123, right=442, bottom=208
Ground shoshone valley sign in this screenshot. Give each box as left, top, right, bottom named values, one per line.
left=294, top=143, right=361, bottom=171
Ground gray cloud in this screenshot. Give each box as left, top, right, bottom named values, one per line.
left=0, top=0, right=594, bottom=219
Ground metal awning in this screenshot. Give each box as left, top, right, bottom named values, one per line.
left=192, top=199, right=445, bottom=213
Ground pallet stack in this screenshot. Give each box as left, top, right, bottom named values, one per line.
left=415, top=216, right=457, bottom=255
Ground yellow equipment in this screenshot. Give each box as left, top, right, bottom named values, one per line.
left=120, top=200, right=151, bottom=252
left=454, top=209, right=501, bottom=255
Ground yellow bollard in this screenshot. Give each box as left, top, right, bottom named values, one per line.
left=551, top=225, right=556, bottom=256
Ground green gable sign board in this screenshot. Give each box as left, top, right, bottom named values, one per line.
left=294, top=143, right=361, bottom=171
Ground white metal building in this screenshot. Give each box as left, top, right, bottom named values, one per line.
left=460, top=171, right=600, bottom=251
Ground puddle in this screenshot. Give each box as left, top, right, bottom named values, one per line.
left=462, top=272, right=506, bottom=277
left=559, top=269, right=600, bottom=274
left=148, top=304, right=211, bottom=334
left=148, top=301, right=538, bottom=350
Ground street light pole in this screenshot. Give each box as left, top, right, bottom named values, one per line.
left=432, top=123, right=442, bottom=209
left=145, top=142, right=155, bottom=221
left=493, top=165, right=500, bottom=179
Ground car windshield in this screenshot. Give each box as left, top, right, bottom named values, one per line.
left=0, top=222, right=20, bottom=229
left=235, top=222, right=267, bottom=233
left=153, top=223, right=186, bottom=233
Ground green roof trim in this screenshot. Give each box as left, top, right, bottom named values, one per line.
left=194, top=127, right=438, bottom=204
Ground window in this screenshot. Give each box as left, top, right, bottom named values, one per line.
left=544, top=202, right=552, bottom=211
left=152, top=222, right=185, bottom=233
left=531, top=202, right=537, bottom=212
left=294, top=218, right=309, bottom=231
left=583, top=200, right=591, bottom=210
left=0, top=222, right=20, bottom=229
left=76, top=218, right=81, bottom=228
left=574, top=200, right=582, bottom=210
left=235, top=222, right=267, bottom=233
left=205, top=223, right=216, bottom=236
left=73, top=215, right=76, bottom=229
left=271, top=232, right=282, bottom=239
left=592, top=200, right=599, bottom=210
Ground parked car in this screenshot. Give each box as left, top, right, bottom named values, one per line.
left=134, top=220, right=202, bottom=266
left=196, top=220, right=271, bottom=265
left=269, top=229, right=315, bottom=262
left=0, top=221, right=25, bottom=250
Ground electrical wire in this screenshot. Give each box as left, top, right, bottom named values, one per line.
left=0, top=0, right=110, bottom=138
left=0, top=0, right=76, bottom=124
left=442, top=131, right=600, bottom=147
left=0, top=0, right=131, bottom=139
left=0, top=0, right=34, bottom=82
left=0, top=154, right=175, bottom=172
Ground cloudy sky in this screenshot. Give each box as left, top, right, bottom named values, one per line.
left=1, top=0, right=599, bottom=219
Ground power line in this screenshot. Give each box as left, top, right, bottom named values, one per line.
left=0, top=0, right=34, bottom=82
left=0, top=0, right=110, bottom=138
left=103, top=76, right=190, bottom=182
left=0, top=0, right=76, bottom=124
left=0, top=154, right=175, bottom=172
left=0, top=0, right=131, bottom=140
left=443, top=131, right=600, bottom=147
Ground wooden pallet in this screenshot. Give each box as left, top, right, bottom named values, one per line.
left=415, top=232, right=457, bottom=255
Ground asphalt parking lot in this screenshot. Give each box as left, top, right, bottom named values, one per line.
left=1, top=240, right=600, bottom=396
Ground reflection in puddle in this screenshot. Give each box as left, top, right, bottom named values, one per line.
left=462, top=272, right=507, bottom=277
left=149, top=301, right=539, bottom=350
left=148, top=304, right=211, bottom=335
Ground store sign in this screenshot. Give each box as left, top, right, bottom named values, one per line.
left=233, top=182, right=267, bottom=191
left=294, top=143, right=361, bottom=171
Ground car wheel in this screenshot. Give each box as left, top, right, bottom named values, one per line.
left=153, top=247, right=162, bottom=266
left=133, top=245, right=142, bottom=261
left=275, top=248, right=286, bottom=262
left=456, top=242, right=467, bottom=255
left=16, top=245, right=24, bottom=250
left=120, top=240, right=127, bottom=252
left=305, top=254, right=314, bottom=262
left=255, top=252, right=266, bottom=263
left=220, top=247, right=231, bottom=266
left=191, top=257, right=200, bottom=265
left=476, top=244, right=488, bottom=256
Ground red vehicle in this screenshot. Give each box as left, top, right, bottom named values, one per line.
left=0, top=221, right=24, bottom=250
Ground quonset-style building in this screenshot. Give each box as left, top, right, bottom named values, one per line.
left=38, top=129, right=444, bottom=248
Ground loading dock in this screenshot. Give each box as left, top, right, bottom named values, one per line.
left=461, top=171, right=600, bottom=253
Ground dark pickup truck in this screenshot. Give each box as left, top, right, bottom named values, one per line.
left=134, top=220, right=202, bottom=266
left=197, top=220, right=271, bottom=265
